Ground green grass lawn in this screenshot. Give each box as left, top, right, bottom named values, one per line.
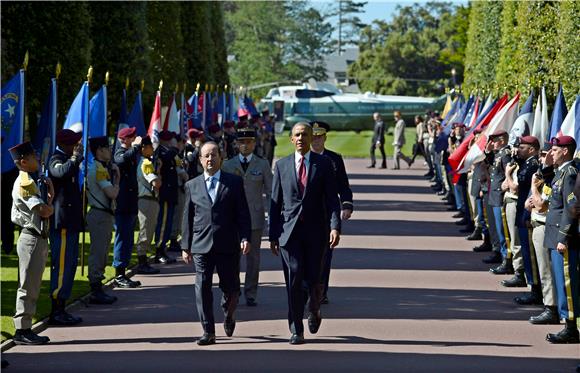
left=1, top=232, right=140, bottom=342
left=274, top=128, right=416, bottom=159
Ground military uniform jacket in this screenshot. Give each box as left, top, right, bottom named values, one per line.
left=372, top=120, right=385, bottom=144
left=137, top=156, right=159, bottom=199
left=469, top=161, right=489, bottom=197
left=222, top=154, right=273, bottom=230
left=184, top=143, right=201, bottom=180
left=515, top=155, right=539, bottom=227
left=543, top=161, right=579, bottom=249
left=11, top=171, right=44, bottom=235
left=114, top=144, right=141, bottom=215
left=156, top=145, right=179, bottom=204
left=48, top=149, right=84, bottom=231
left=87, top=160, right=114, bottom=214
left=322, top=148, right=354, bottom=211
left=486, top=146, right=512, bottom=207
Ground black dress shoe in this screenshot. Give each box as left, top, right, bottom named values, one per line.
left=452, top=212, right=464, bottom=219
left=155, top=254, right=176, bottom=264
left=514, top=291, right=543, bottom=305
left=466, top=230, right=483, bottom=241
left=482, top=252, right=502, bottom=263
left=546, top=326, right=579, bottom=344
left=136, top=263, right=160, bottom=275
left=529, top=306, right=560, bottom=325
left=501, top=271, right=527, bottom=287
left=308, top=311, right=322, bottom=334
left=289, top=333, right=305, bottom=345
left=366, top=164, right=375, bottom=168
left=473, top=241, right=492, bottom=252
left=320, top=295, right=329, bottom=304
left=48, top=310, right=83, bottom=326
left=197, top=333, right=216, bottom=346
left=224, top=318, right=236, bottom=337
left=455, top=218, right=469, bottom=226
left=490, top=259, right=514, bottom=275
left=89, top=289, right=118, bottom=305
left=13, top=329, right=50, bottom=345
left=246, top=299, right=257, bottom=307
left=437, top=190, right=447, bottom=196
left=114, top=275, right=141, bottom=288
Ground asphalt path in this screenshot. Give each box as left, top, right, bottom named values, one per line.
left=3, top=159, right=579, bottom=372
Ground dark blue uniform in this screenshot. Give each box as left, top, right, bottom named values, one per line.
left=154, top=144, right=179, bottom=250
left=48, top=149, right=84, bottom=301
left=486, top=146, right=512, bottom=259
left=113, top=143, right=141, bottom=269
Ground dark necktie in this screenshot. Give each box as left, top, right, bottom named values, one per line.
left=242, top=157, right=249, bottom=172
left=298, top=156, right=307, bottom=195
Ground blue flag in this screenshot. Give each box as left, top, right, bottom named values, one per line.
left=63, top=82, right=90, bottom=151
left=218, top=92, right=226, bottom=125
left=205, top=92, right=214, bottom=128
left=189, top=93, right=202, bottom=130
left=244, top=95, right=259, bottom=116
left=547, top=86, right=568, bottom=142
left=33, top=78, right=57, bottom=166
left=89, top=85, right=107, bottom=138
left=128, top=91, right=146, bottom=136
left=120, top=88, right=128, bottom=125
left=1, top=70, right=25, bottom=173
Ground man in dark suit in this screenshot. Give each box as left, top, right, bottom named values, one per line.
left=369, top=112, right=386, bottom=168
left=181, top=141, right=251, bottom=346
left=270, top=122, right=341, bottom=345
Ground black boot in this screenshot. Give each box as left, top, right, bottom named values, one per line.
left=89, top=283, right=117, bottom=305
left=466, top=227, right=483, bottom=241
left=482, top=251, right=502, bottom=263
left=473, top=234, right=492, bottom=251
left=114, top=267, right=141, bottom=288
left=167, top=239, right=182, bottom=253
left=514, top=284, right=543, bottom=305
left=48, top=298, right=82, bottom=326
left=13, top=329, right=50, bottom=345
left=154, top=246, right=176, bottom=264
left=490, top=258, right=514, bottom=275
left=379, top=161, right=387, bottom=169
left=452, top=212, right=465, bottom=219
left=136, top=255, right=160, bottom=275
left=501, top=269, right=527, bottom=287
left=529, top=306, right=560, bottom=325
left=546, top=319, right=579, bottom=344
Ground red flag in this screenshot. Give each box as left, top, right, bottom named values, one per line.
left=148, top=91, right=162, bottom=146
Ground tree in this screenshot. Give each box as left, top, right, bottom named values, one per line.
left=494, top=1, right=520, bottom=95
left=209, top=2, right=229, bottom=87
left=329, top=0, right=367, bottom=55
left=182, top=2, right=215, bottom=89
left=555, top=1, right=579, bottom=103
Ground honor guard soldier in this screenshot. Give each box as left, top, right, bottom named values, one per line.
left=544, top=136, right=579, bottom=344
left=185, top=128, right=204, bottom=179
left=207, top=124, right=226, bottom=159
left=9, top=142, right=53, bottom=344
left=86, top=136, right=119, bottom=304
left=153, top=130, right=180, bottom=264
left=135, top=136, right=162, bottom=274
left=483, top=130, right=513, bottom=273
left=469, top=129, right=492, bottom=248
left=113, top=126, right=142, bottom=288
left=47, top=129, right=84, bottom=326
left=261, top=110, right=277, bottom=166
left=310, top=121, right=354, bottom=304
left=169, top=134, right=189, bottom=252
left=222, top=127, right=273, bottom=306
left=223, top=121, right=238, bottom=160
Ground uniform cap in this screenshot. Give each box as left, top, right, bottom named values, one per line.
left=237, top=127, right=256, bottom=140
left=208, top=124, right=221, bottom=134
left=551, top=135, right=576, bottom=148
left=452, top=122, right=465, bottom=129
left=519, top=135, right=540, bottom=148
left=118, top=126, right=137, bottom=140
left=310, top=121, right=330, bottom=135
left=142, top=136, right=153, bottom=146
left=489, top=130, right=508, bottom=139
left=88, top=136, right=109, bottom=150
left=56, top=129, right=82, bottom=145
left=187, top=128, right=203, bottom=139
left=159, top=130, right=174, bottom=141
left=224, top=120, right=235, bottom=129
left=8, top=141, right=35, bottom=160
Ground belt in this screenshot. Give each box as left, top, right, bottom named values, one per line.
left=139, top=195, right=157, bottom=201
left=22, top=227, right=47, bottom=239
left=531, top=220, right=545, bottom=228
left=505, top=197, right=518, bottom=203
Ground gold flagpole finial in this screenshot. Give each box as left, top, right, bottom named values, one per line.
left=125, top=77, right=130, bottom=90
left=175, top=83, right=179, bottom=93
left=105, top=71, right=110, bottom=86
left=22, top=51, right=29, bottom=71
left=183, top=82, right=187, bottom=93
left=159, top=80, right=163, bottom=91
left=196, top=82, right=200, bottom=92
left=55, top=62, right=62, bottom=80
left=87, top=66, right=94, bottom=83
left=224, top=84, right=228, bottom=92
left=141, top=79, right=145, bottom=92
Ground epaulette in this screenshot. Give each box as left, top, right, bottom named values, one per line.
left=96, top=162, right=110, bottom=182
left=19, top=171, right=38, bottom=199
left=174, top=155, right=183, bottom=167
left=543, top=184, right=552, bottom=197
left=141, top=158, right=155, bottom=175
left=563, top=163, right=578, bottom=176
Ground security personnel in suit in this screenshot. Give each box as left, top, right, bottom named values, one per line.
left=368, top=112, right=386, bottom=168
left=181, top=142, right=252, bottom=346
left=9, top=142, right=53, bottom=345
left=270, top=122, right=341, bottom=345
left=484, top=131, right=513, bottom=274
left=544, top=135, right=579, bottom=344
left=113, top=126, right=142, bottom=288
left=136, top=136, right=161, bottom=274
left=48, top=129, right=84, bottom=326
left=310, top=121, right=354, bottom=304
left=222, top=127, right=273, bottom=307
left=86, top=136, right=119, bottom=304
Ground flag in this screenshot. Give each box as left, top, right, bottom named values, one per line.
left=128, top=91, right=147, bottom=137
left=531, top=87, right=549, bottom=149
left=558, top=95, right=579, bottom=150
left=237, top=95, right=250, bottom=118
left=89, top=85, right=107, bottom=138
left=205, top=92, right=214, bottom=127
left=148, top=91, right=162, bottom=146
left=457, top=93, right=520, bottom=174
left=228, top=92, right=237, bottom=121
left=198, top=92, right=206, bottom=129
left=244, top=95, right=259, bottom=117
left=33, top=78, right=57, bottom=166
left=218, top=91, right=226, bottom=125
left=180, top=94, right=195, bottom=132
left=189, top=93, right=202, bottom=130
left=441, top=94, right=452, bottom=119
left=120, top=88, right=128, bottom=124
left=1, top=70, right=25, bottom=173
left=509, top=91, right=534, bottom=145
left=547, top=86, right=568, bottom=142
left=63, top=81, right=90, bottom=152
left=464, top=96, right=480, bottom=129
left=163, top=93, right=180, bottom=133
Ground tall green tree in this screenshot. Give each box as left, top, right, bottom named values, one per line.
left=555, top=1, right=579, bottom=103
left=494, top=1, right=520, bottom=95
left=329, top=0, right=367, bottom=55
left=209, top=2, right=229, bottom=87
left=181, top=1, right=215, bottom=89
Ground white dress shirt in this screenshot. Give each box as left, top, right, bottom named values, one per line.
left=204, top=170, right=221, bottom=203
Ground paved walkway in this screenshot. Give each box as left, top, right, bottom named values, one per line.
left=3, top=159, right=579, bottom=372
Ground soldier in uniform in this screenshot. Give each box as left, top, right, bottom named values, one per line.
left=135, top=136, right=161, bottom=275
left=86, top=136, right=120, bottom=304
left=48, top=129, right=84, bottom=325
left=223, top=121, right=238, bottom=160
left=184, top=128, right=204, bottom=180
left=9, top=142, right=53, bottom=345
left=544, top=136, right=579, bottom=344
left=261, top=110, right=277, bottom=166
left=310, top=121, right=353, bottom=304
left=483, top=131, right=513, bottom=274
left=168, top=134, right=189, bottom=252
left=469, top=129, right=492, bottom=248
left=113, top=126, right=142, bottom=288
left=222, top=127, right=272, bottom=307
left=368, top=112, right=386, bottom=169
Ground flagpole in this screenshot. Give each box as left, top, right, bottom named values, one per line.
left=80, top=66, right=93, bottom=276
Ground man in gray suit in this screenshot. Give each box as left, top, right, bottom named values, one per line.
left=222, top=127, right=272, bottom=307
left=393, top=110, right=412, bottom=169
left=369, top=112, right=387, bottom=168
left=181, top=142, right=252, bottom=346
left=270, top=122, right=341, bottom=345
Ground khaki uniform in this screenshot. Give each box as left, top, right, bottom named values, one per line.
left=11, top=171, right=49, bottom=329
left=136, top=157, right=160, bottom=256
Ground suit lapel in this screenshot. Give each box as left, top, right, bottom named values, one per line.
left=290, top=154, right=301, bottom=197
left=304, top=153, right=317, bottom=196
left=197, top=176, right=213, bottom=205
left=214, top=173, right=226, bottom=205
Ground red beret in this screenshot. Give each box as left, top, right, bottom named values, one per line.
left=551, top=135, right=576, bottom=148
left=159, top=130, right=174, bottom=141
left=452, top=122, right=465, bottom=128
left=208, top=124, right=221, bottom=133
left=187, top=128, right=203, bottom=139
left=118, top=126, right=136, bottom=140
left=473, top=128, right=483, bottom=135
left=224, top=121, right=235, bottom=129
left=56, top=129, right=82, bottom=145
left=519, top=135, right=540, bottom=148
left=490, top=130, right=508, bottom=138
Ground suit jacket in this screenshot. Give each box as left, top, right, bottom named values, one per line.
left=222, top=155, right=273, bottom=230
left=269, top=152, right=341, bottom=247
left=181, top=171, right=251, bottom=254
left=393, top=119, right=406, bottom=146
left=371, top=120, right=385, bottom=144
left=48, top=149, right=84, bottom=231
left=322, top=149, right=353, bottom=211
